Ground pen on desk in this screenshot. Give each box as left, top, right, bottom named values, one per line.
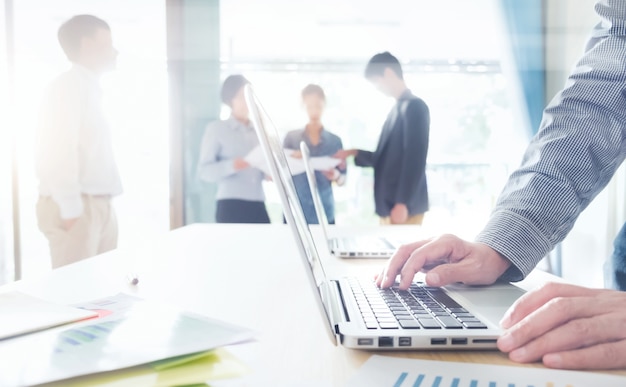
left=126, top=273, right=139, bottom=286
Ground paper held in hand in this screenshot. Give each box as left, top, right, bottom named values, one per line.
left=245, top=145, right=341, bottom=176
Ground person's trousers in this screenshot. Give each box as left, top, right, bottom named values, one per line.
left=606, top=222, right=626, bottom=291
left=380, top=213, right=425, bottom=225
left=216, top=199, right=270, bottom=223
left=36, top=195, right=118, bottom=269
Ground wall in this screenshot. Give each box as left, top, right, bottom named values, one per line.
left=544, top=0, right=598, bottom=101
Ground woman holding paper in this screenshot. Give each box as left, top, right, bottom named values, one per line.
left=283, top=84, right=346, bottom=224
left=198, top=75, right=270, bottom=223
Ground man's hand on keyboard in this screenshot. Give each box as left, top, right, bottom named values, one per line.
left=375, top=234, right=512, bottom=290
left=497, top=282, right=626, bottom=370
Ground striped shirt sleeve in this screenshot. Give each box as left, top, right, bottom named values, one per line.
left=476, top=26, right=626, bottom=281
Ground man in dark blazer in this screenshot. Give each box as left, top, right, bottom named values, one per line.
left=336, top=52, right=430, bottom=224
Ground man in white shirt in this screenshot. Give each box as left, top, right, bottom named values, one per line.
left=36, top=15, right=122, bottom=268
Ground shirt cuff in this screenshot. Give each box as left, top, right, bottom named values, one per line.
left=54, top=195, right=84, bottom=219
left=474, top=210, right=553, bottom=282
left=354, top=150, right=370, bottom=167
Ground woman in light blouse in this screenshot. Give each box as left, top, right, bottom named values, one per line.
left=198, top=75, right=270, bottom=223
left=283, top=84, right=346, bottom=224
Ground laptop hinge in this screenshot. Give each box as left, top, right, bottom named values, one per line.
left=326, top=280, right=349, bottom=334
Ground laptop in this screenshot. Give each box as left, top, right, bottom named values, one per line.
left=300, top=141, right=401, bottom=259
left=245, top=84, right=526, bottom=350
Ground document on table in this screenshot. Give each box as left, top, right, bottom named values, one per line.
left=0, top=291, right=97, bottom=340
left=244, top=146, right=341, bottom=176
left=347, top=355, right=626, bottom=387
left=0, top=293, right=255, bottom=386
left=42, top=348, right=248, bottom=387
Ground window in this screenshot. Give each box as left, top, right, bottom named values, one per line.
left=0, top=1, right=14, bottom=284
left=221, top=0, right=526, bottom=235
left=5, top=0, right=169, bottom=278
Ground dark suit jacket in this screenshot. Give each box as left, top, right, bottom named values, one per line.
left=355, top=90, right=429, bottom=217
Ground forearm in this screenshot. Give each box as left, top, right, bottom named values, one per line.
left=475, top=210, right=552, bottom=281
left=198, top=124, right=238, bottom=182
left=354, top=149, right=374, bottom=167
left=395, top=156, right=426, bottom=205
left=37, top=82, right=83, bottom=218
left=37, top=144, right=83, bottom=218
left=198, top=160, right=237, bottom=182
left=52, top=193, right=83, bottom=219
left=476, top=36, right=626, bottom=280
left=477, top=123, right=625, bottom=281
left=39, top=160, right=82, bottom=218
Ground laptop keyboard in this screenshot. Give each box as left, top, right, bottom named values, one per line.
left=349, top=278, right=488, bottom=330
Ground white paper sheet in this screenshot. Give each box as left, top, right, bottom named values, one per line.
left=243, top=146, right=268, bottom=174
left=347, top=355, right=625, bottom=387
left=0, top=294, right=254, bottom=386
left=244, top=146, right=341, bottom=176
left=0, top=291, right=97, bottom=340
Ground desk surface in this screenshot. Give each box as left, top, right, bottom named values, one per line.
left=4, top=224, right=626, bottom=386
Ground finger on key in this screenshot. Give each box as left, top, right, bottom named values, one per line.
left=379, top=239, right=431, bottom=288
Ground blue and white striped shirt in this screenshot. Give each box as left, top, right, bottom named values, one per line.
left=197, top=117, right=266, bottom=202
left=476, top=0, right=626, bottom=281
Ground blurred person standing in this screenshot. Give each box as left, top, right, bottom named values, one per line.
left=283, top=84, right=346, bottom=224
left=607, top=222, right=626, bottom=290
left=36, top=15, right=122, bottom=268
left=335, top=52, right=430, bottom=225
left=198, top=75, right=270, bottom=223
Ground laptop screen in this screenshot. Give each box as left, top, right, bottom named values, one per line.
left=300, top=141, right=332, bottom=242
left=244, top=85, right=338, bottom=342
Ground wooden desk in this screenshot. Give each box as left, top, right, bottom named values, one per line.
left=3, top=224, right=625, bottom=386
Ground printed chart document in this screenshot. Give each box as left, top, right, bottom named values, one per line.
left=0, top=291, right=97, bottom=340
left=245, top=146, right=341, bottom=175
left=0, top=294, right=254, bottom=386
left=347, top=355, right=625, bottom=387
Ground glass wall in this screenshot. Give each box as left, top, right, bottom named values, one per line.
left=0, top=0, right=539, bottom=282
left=3, top=0, right=169, bottom=280
left=0, top=1, right=14, bottom=284
left=220, top=0, right=527, bottom=236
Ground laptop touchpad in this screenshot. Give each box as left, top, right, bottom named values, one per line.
left=445, top=283, right=525, bottom=324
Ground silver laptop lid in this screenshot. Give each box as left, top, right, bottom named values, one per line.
left=244, top=85, right=338, bottom=344
left=299, top=141, right=332, bottom=242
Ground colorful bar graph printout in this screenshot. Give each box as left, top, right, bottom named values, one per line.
left=348, top=356, right=625, bottom=387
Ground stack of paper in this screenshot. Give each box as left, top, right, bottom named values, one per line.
left=0, top=291, right=97, bottom=340
left=0, top=294, right=254, bottom=386
left=42, top=348, right=247, bottom=387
